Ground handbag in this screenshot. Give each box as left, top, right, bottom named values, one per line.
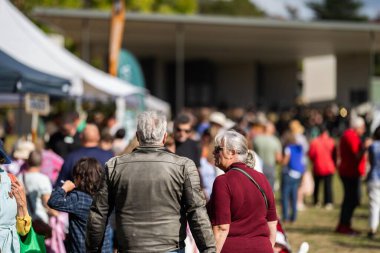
left=31, top=219, right=53, bottom=239
left=22, top=173, right=53, bottom=239
left=231, top=167, right=268, bottom=209
left=19, top=227, right=47, bottom=253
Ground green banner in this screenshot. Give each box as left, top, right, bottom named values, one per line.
left=117, top=49, right=145, bottom=110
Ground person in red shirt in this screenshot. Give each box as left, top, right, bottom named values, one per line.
left=207, top=130, right=277, bottom=253
left=308, top=125, right=336, bottom=209
left=335, top=117, right=370, bottom=235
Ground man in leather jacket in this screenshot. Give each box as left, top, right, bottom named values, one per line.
left=86, top=111, right=216, bottom=253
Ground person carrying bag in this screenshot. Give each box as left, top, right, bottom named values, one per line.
left=1, top=140, right=42, bottom=253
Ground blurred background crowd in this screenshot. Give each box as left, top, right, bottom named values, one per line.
left=1, top=0, right=380, bottom=252
left=1, top=102, right=379, bottom=252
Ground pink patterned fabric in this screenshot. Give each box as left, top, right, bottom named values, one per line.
left=40, top=149, right=64, bottom=185
left=45, top=213, right=68, bottom=253
left=185, top=224, right=199, bottom=253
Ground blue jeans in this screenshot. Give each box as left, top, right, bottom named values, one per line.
left=167, top=249, right=185, bottom=253
left=281, top=171, right=301, bottom=222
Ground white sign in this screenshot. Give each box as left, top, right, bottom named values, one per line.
left=25, top=93, right=50, bottom=115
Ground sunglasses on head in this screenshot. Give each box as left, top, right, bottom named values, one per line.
left=214, top=146, right=224, bottom=153
left=176, top=127, right=191, bottom=134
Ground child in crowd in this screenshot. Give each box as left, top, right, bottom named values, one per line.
left=274, top=221, right=291, bottom=253
left=48, top=158, right=112, bottom=253
left=274, top=220, right=310, bottom=253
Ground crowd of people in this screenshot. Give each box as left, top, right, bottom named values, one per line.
left=0, top=103, right=378, bottom=252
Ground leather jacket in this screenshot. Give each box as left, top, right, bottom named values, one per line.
left=86, top=145, right=216, bottom=253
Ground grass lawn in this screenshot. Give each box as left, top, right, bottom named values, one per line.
left=277, top=174, right=380, bottom=252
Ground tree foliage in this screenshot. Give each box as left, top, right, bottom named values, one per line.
left=11, top=0, right=82, bottom=13
left=11, top=0, right=198, bottom=14
left=307, top=0, right=367, bottom=21
left=11, top=0, right=266, bottom=16
left=127, top=0, right=155, bottom=12
left=128, top=0, right=198, bottom=14
left=286, top=4, right=299, bottom=20
left=199, top=0, right=265, bottom=17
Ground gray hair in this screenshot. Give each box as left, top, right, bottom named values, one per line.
left=350, top=116, right=365, bottom=129
left=136, top=111, right=167, bottom=145
left=215, top=130, right=255, bottom=168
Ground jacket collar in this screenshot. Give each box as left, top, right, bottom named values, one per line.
left=134, top=145, right=168, bottom=152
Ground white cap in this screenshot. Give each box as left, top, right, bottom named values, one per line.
left=209, top=112, right=227, bottom=127
left=224, top=119, right=236, bottom=130
left=13, top=140, right=35, bottom=160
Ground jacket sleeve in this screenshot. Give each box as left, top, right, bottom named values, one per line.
left=183, top=159, right=216, bottom=253
left=47, top=187, right=78, bottom=213
left=86, top=159, right=116, bottom=252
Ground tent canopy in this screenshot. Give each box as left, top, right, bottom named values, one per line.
left=0, top=69, right=19, bottom=90
left=0, top=0, right=144, bottom=100
left=0, top=50, right=70, bottom=97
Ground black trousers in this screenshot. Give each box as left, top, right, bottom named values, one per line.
left=339, top=176, right=361, bottom=226
left=313, top=174, right=333, bottom=205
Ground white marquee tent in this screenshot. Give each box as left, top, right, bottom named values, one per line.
left=0, top=0, right=144, bottom=100
left=0, top=0, right=171, bottom=116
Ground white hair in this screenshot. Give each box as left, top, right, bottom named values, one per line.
left=215, top=130, right=255, bottom=167
left=350, top=116, right=365, bottom=129
left=136, top=111, right=167, bottom=145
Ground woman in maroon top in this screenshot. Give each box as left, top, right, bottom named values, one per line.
left=207, top=130, right=277, bottom=253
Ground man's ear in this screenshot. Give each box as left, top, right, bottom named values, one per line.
left=162, top=132, right=168, bottom=145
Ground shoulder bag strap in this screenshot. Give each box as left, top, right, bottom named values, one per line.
left=231, top=167, right=269, bottom=209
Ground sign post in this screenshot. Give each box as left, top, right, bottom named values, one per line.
left=109, top=0, right=125, bottom=76
left=25, top=93, right=50, bottom=142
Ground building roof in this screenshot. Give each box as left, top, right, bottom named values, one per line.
left=32, top=8, right=380, bottom=62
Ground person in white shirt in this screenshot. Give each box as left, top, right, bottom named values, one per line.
left=18, top=151, right=58, bottom=223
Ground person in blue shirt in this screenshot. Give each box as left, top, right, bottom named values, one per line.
left=55, top=123, right=114, bottom=187
left=48, top=157, right=112, bottom=253
left=281, top=131, right=306, bottom=223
